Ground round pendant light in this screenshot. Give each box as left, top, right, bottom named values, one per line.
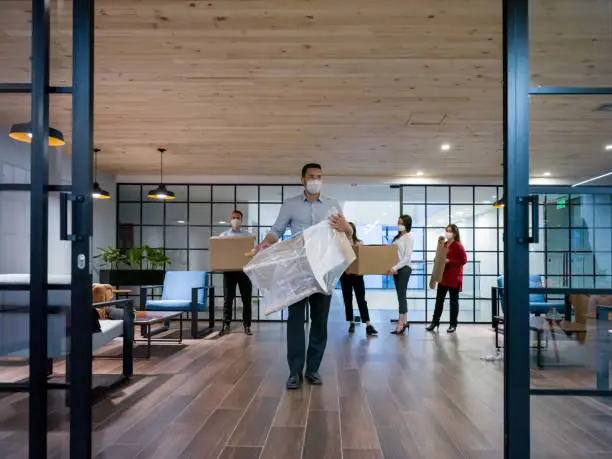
left=9, top=122, right=65, bottom=146
left=493, top=197, right=504, bottom=209
left=92, top=148, right=111, bottom=199
left=147, top=148, right=175, bottom=200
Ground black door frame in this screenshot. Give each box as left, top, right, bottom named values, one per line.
left=0, top=1, right=95, bottom=458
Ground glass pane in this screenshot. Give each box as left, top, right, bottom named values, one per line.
left=460, top=228, right=474, bottom=252
left=283, top=185, right=304, bottom=199
left=171, top=185, right=188, bottom=202
left=212, top=203, right=236, bottom=225
left=190, top=185, right=211, bottom=201
left=426, top=228, right=446, bottom=251
left=189, top=250, right=209, bottom=271
left=403, top=186, right=425, bottom=204
left=142, top=203, right=163, bottom=225
left=142, top=226, right=163, bottom=248
left=118, top=185, right=141, bottom=201
left=236, top=185, right=258, bottom=202
left=450, top=187, right=473, bottom=204
left=475, top=187, right=497, bottom=205
left=189, top=203, right=211, bottom=225
left=235, top=203, right=258, bottom=226
left=530, top=0, right=612, bottom=87
left=166, top=250, right=187, bottom=270
left=212, top=185, right=234, bottom=202
left=426, top=205, right=449, bottom=227
left=166, top=227, right=187, bottom=249
left=474, top=206, right=498, bottom=227
left=450, top=205, right=474, bottom=224
left=477, top=252, right=499, bottom=275
left=260, top=186, right=282, bottom=202
left=165, top=203, right=188, bottom=225
left=260, top=204, right=282, bottom=226
left=119, top=203, right=140, bottom=225
left=475, top=229, right=499, bottom=251
left=189, top=227, right=211, bottom=249
left=426, top=187, right=449, bottom=204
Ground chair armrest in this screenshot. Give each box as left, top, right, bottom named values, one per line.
left=139, top=285, right=164, bottom=310
left=140, top=285, right=164, bottom=290
left=93, top=298, right=133, bottom=309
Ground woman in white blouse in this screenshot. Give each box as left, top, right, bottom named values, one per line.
left=388, top=215, right=414, bottom=335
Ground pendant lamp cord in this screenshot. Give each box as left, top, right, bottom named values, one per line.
left=158, top=148, right=166, bottom=184
left=93, top=148, right=100, bottom=182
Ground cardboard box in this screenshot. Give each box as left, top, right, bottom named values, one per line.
left=209, top=236, right=256, bottom=272
left=429, top=236, right=448, bottom=288
left=346, top=245, right=398, bottom=275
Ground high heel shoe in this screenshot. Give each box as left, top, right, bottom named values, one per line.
left=447, top=325, right=457, bottom=333
left=425, top=322, right=440, bottom=332
left=390, top=323, right=409, bottom=335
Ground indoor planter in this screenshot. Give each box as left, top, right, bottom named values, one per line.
left=96, top=245, right=170, bottom=286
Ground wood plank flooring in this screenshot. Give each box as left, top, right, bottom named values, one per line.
left=1, top=322, right=612, bottom=458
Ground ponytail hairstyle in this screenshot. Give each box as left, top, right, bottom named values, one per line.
left=349, top=222, right=360, bottom=244
left=446, top=223, right=461, bottom=242
left=393, top=214, right=413, bottom=242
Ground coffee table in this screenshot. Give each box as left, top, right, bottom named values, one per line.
left=134, top=311, right=183, bottom=358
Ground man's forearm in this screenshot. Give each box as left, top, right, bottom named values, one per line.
left=263, top=233, right=278, bottom=246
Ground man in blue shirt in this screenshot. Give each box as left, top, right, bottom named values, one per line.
left=259, top=163, right=352, bottom=389
left=220, top=210, right=253, bottom=336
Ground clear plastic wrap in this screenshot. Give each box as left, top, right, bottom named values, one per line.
left=244, top=210, right=356, bottom=316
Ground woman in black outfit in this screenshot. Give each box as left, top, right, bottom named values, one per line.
left=340, top=223, right=378, bottom=336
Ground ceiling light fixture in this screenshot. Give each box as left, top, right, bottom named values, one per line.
left=416, top=171, right=424, bottom=176
left=147, top=148, right=175, bottom=200
left=572, top=171, right=612, bottom=187
left=441, top=143, right=451, bottom=151
left=9, top=122, right=65, bottom=146
left=92, top=148, right=111, bottom=199
left=493, top=197, right=504, bottom=209
left=543, top=172, right=551, bottom=177
left=605, top=144, right=612, bottom=151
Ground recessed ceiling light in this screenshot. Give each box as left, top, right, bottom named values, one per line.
left=605, top=144, right=612, bottom=151
left=176, top=220, right=186, bottom=224
left=416, top=171, right=424, bottom=176
left=543, top=172, right=551, bottom=177
left=441, top=143, right=451, bottom=151
left=483, top=200, right=491, bottom=204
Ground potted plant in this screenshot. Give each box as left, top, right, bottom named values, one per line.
left=96, top=245, right=169, bottom=286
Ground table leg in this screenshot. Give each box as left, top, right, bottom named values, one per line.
left=147, top=324, right=152, bottom=359
left=179, top=313, right=183, bottom=344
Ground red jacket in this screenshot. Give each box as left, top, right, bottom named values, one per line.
left=440, top=241, right=467, bottom=291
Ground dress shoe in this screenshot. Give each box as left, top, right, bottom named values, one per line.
left=426, top=322, right=440, bottom=332
left=305, top=372, right=323, bottom=385
left=348, top=322, right=355, bottom=333
left=244, top=326, right=253, bottom=336
left=286, top=374, right=302, bottom=390
left=366, top=325, right=378, bottom=336
left=447, top=325, right=457, bottom=333
left=220, top=323, right=230, bottom=335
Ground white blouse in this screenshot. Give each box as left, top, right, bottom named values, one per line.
left=392, top=232, right=414, bottom=271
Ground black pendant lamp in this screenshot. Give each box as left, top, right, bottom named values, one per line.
left=147, top=148, right=175, bottom=200
left=92, top=148, right=111, bottom=199
left=9, top=122, right=65, bottom=146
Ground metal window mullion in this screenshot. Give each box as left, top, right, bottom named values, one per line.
left=29, top=0, right=51, bottom=456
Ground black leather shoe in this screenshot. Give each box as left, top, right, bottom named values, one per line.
left=348, top=322, right=355, bottom=333
left=244, top=326, right=252, bottom=336
left=366, top=325, right=378, bottom=336
left=220, top=323, right=230, bottom=335
left=305, top=372, right=323, bottom=385
left=447, top=325, right=457, bottom=333
left=286, top=374, right=302, bottom=390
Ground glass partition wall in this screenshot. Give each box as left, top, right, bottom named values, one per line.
left=116, top=183, right=508, bottom=323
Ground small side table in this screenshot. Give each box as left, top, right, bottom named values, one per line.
left=133, top=311, right=183, bottom=358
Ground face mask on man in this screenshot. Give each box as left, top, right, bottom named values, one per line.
left=305, top=179, right=322, bottom=195
left=445, top=231, right=454, bottom=240
left=398, top=224, right=406, bottom=232
left=231, top=218, right=241, bottom=229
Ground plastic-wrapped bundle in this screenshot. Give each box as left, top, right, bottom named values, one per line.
left=244, top=214, right=356, bottom=316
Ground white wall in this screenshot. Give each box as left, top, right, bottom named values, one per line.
left=0, top=136, right=116, bottom=280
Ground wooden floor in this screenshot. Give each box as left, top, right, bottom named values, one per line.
left=1, top=322, right=612, bottom=459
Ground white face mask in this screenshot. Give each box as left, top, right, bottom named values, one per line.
left=305, top=179, right=322, bottom=195
left=445, top=232, right=454, bottom=240
left=231, top=218, right=241, bottom=229
left=398, top=225, right=406, bottom=232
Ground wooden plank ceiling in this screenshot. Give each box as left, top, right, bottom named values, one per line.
left=0, top=0, right=611, bottom=182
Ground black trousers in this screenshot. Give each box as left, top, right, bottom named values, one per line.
left=223, top=271, right=252, bottom=327
left=432, top=284, right=460, bottom=326
left=393, top=266, right=412, bottom=314
left=287, top=293, right=331, bottom=376
left=340, top=273, right=370, bottom=323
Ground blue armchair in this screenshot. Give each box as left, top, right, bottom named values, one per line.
left=140, top=271, right=214, bottom=339
left=497, top=275, right=566, bottom=316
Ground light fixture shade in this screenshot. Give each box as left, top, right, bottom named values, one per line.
left=493, top=197, right=504, bottom=209
left=9, top=122, right=65, bottom=146
left=92, top=182, right=111, bottom=199
left=147, top=184, right=176, bottom=200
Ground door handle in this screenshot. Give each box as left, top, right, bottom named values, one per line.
left=517, top=195, right=539, bottom=244
left=59, top=193, right=84, bottom=241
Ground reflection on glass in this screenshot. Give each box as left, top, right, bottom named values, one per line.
left=190, top=185, right=211, bottom=201
left=118, top=185, right=141, bottom=201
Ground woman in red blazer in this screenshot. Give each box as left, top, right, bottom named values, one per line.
left=426, top=224, right=467, bottom=333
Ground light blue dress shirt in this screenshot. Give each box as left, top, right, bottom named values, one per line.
left=220, top=228, right=251, bottom=237
left=269, top=193, right=342, bottom=239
